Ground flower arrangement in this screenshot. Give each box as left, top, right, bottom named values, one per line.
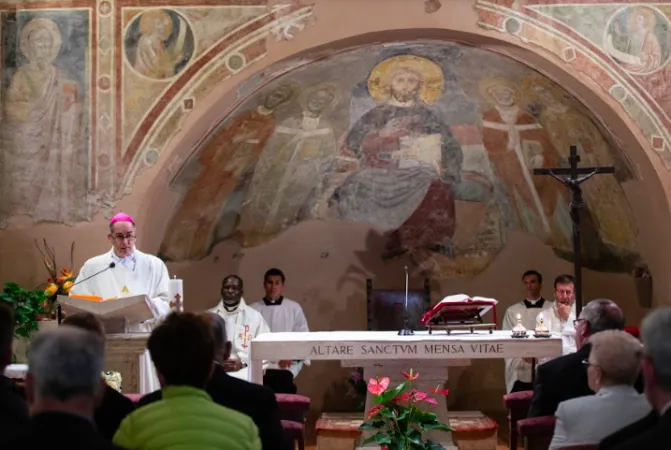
left=359, top=369, right=452, bottom=450
left=103, top=371, right=123, bottom=392
left=0, top=282, right=47, bottom=340
left=347, top=367, right=368, bottom=411
left=36, top=240, right=77, bottom=317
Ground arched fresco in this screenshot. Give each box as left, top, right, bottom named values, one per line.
left=159, top=41, right=644, bottom=278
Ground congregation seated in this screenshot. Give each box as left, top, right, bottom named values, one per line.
left=528, top=299, right=643, bottom=417
left=549, top=330, right=650, bottom=449
left=604, top=307, right=671, bottom=450
left=62, top=312, right=135, bottom=440
left=0, top=327, right=124, bottom=449
left=0, top=303, right=29, bottom=437
left=138, top=312, right=287, bottom=450
left=113, top=312, right=261, bottom=450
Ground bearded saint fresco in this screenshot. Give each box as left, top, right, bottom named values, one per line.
left=321, top=55, right=491, bottom=260
left=160, top=42, right=645, bottom=277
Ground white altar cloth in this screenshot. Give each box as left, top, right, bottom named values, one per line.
left=248, top=330, right=561, bottom=383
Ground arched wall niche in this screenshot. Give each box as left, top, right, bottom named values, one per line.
left=135, top=29, right=671, bottom=309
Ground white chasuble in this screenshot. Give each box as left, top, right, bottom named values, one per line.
left=209, top=298, right=270, bottom=383
left=70, top=248, right=171, bottom=393
left=536, top=304, right=577, bottom=365
left=250, top=297, right=310, bottom=378
left=501, top=299, right=553, bottom=393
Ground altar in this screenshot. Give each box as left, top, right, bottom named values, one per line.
left=250, top=330, right=562, bottom=448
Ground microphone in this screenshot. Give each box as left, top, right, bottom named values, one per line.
left=58, top=262, right=116, bottom=325
left=69, top=262, right=116, bottom=290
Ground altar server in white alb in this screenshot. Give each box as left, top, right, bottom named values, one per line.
left=535, top=274, right=577, bottom=365
left=502, top=270, right=552, bottom=393
left=210, top=274, right=270, bottom=381
left=250, top=268, right=310, bottom=394
left=69, top=212, right=172, bottom=393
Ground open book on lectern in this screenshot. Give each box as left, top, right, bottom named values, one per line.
left=57, top=294, right=158, bottom=324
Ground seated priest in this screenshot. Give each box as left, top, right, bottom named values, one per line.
left=527, top=298, right=642, bottom=418
left=250, top=268, right=310, bottom=394
left=210, top=275, right=270, bottom=380
left=69, top=212, right=172, bottom=393
left=502, top=270, right=552, bottom=393
left=536, top=274, right=577, bottom=365
left=549, top=330, right=650, bottom=449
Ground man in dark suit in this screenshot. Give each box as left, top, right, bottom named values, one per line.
left=528, top=299, right=628, bottom=417
left=0, top=327, right=125, bottom=449
left=139, top=312, right=287, bottom=450
left=62, top=312, right=135, bottom=440
left=610, top=307, right=671, bottom=450
left=0, top=303, right=29, bottom=437
left=600, top=410, right=659, bottom=450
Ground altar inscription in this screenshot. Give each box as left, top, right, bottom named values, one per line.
left=309, top=342, right=504, bottom=357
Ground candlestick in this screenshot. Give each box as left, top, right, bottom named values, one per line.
left=398, top=266, right=413, bottom=336
left=511, top=312, right=528, bottom=338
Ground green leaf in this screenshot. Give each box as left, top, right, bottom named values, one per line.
left=374, top=433, right=392, bottom=444
left=424, top=440, right=446, bottom=450
left=412, top=408, right=438, bottom=424
left=359, top=422, right=379, bottom=431
left=377, top=380, right=408, bottom=404
left=362, top=433, right=384, bottom=446
left=421, top=423, right=453, bottom=433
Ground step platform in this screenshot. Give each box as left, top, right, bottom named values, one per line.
left=316, top=410, right=498, bottom=450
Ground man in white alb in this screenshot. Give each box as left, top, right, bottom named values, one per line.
left=69, top=212, right=172, bottom=393
left=209, top=274, right=270, bottom=381
left=502, top=270, right=552, bottom=393
left=250, top=268, right=310, bottom=394
left=536, top=274, right=577, bottom=365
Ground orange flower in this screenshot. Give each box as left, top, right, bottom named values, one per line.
left=62, top=281, right=74, bottom=293
left=403, top=368, right=419, bottom=380
left=61, top=268, right=73, bottom=278
left=44, top=283, right=58, bottom=297
left=367, top=377, right=390, bottom=395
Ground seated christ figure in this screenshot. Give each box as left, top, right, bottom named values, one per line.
left=327, top=55, right=464, bottom=258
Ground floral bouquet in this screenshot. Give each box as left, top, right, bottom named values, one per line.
left=103, top=371, right=123, bottom=392
left=36, top=239, right=77, bottom=318
left=347, top=367, right=368, bottom=410
left=359, top=369, right=452, bottom=450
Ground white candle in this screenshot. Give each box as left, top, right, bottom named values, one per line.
left=516, top=313, right=521, bottom=321
left=404, top=266, right=409, bottom=309
left=169, top=276, right=184, bottom=312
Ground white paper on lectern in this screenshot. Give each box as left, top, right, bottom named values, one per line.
left=58, top=295, right=157, bottom=323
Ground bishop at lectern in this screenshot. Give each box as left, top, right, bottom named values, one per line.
left=69, top=212, right=172, bottom=393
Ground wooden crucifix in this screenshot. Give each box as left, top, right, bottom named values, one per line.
left=533, top=145, right=615, bottom=316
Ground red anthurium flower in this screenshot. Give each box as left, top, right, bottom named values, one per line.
left=424, top=396, right=438, bottom=405
left=367, top=377, right=390, bottom=395
left=431, top=385, right=449, bottom=396
left=403, top=368, right=419, bottom=380
left=368, top=404, right=384, bottom=418
left=394, top=392, right=411, bottom=403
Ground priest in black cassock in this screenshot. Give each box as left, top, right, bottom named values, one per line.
left=250, top=268, right=310, bottom=394
left=502, top=270, right=553, bottom=393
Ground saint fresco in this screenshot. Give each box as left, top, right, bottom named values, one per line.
left=161, top=42, right=643, bottom=278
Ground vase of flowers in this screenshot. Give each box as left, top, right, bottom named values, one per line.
left=359, top=369, right=452, bottom=450
left=36, top=239, right=77, bottom=319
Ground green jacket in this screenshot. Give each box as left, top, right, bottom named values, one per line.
left=113, top=385, right=261, bottom=450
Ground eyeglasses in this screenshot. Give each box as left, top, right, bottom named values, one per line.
left=582, top=359, right=597, bottom=368
left=111, top=233, right=136, bottom=242
left=573, top=318, right=586, bottom=327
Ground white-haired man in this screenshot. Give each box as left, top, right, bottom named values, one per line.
left=610, top=307, right=671, bottom=450
left=550, top=330, right=650, bottom=449
left=0, top=327, right=123, bottom=449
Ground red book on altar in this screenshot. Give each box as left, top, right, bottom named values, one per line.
left=420, top=294, right=498, bottom=333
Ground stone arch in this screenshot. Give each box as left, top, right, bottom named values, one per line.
left=134, top=28, right=671, bottom=303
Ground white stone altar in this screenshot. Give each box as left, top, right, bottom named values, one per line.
left=249, top=330, right=562, bottom=449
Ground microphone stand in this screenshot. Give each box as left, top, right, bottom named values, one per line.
left=57, top=262, right=116, bottom=325
left=398, top=266, right=414, bottom=336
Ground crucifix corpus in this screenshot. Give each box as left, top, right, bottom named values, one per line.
left=533, top=145, right=615, bottom=316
